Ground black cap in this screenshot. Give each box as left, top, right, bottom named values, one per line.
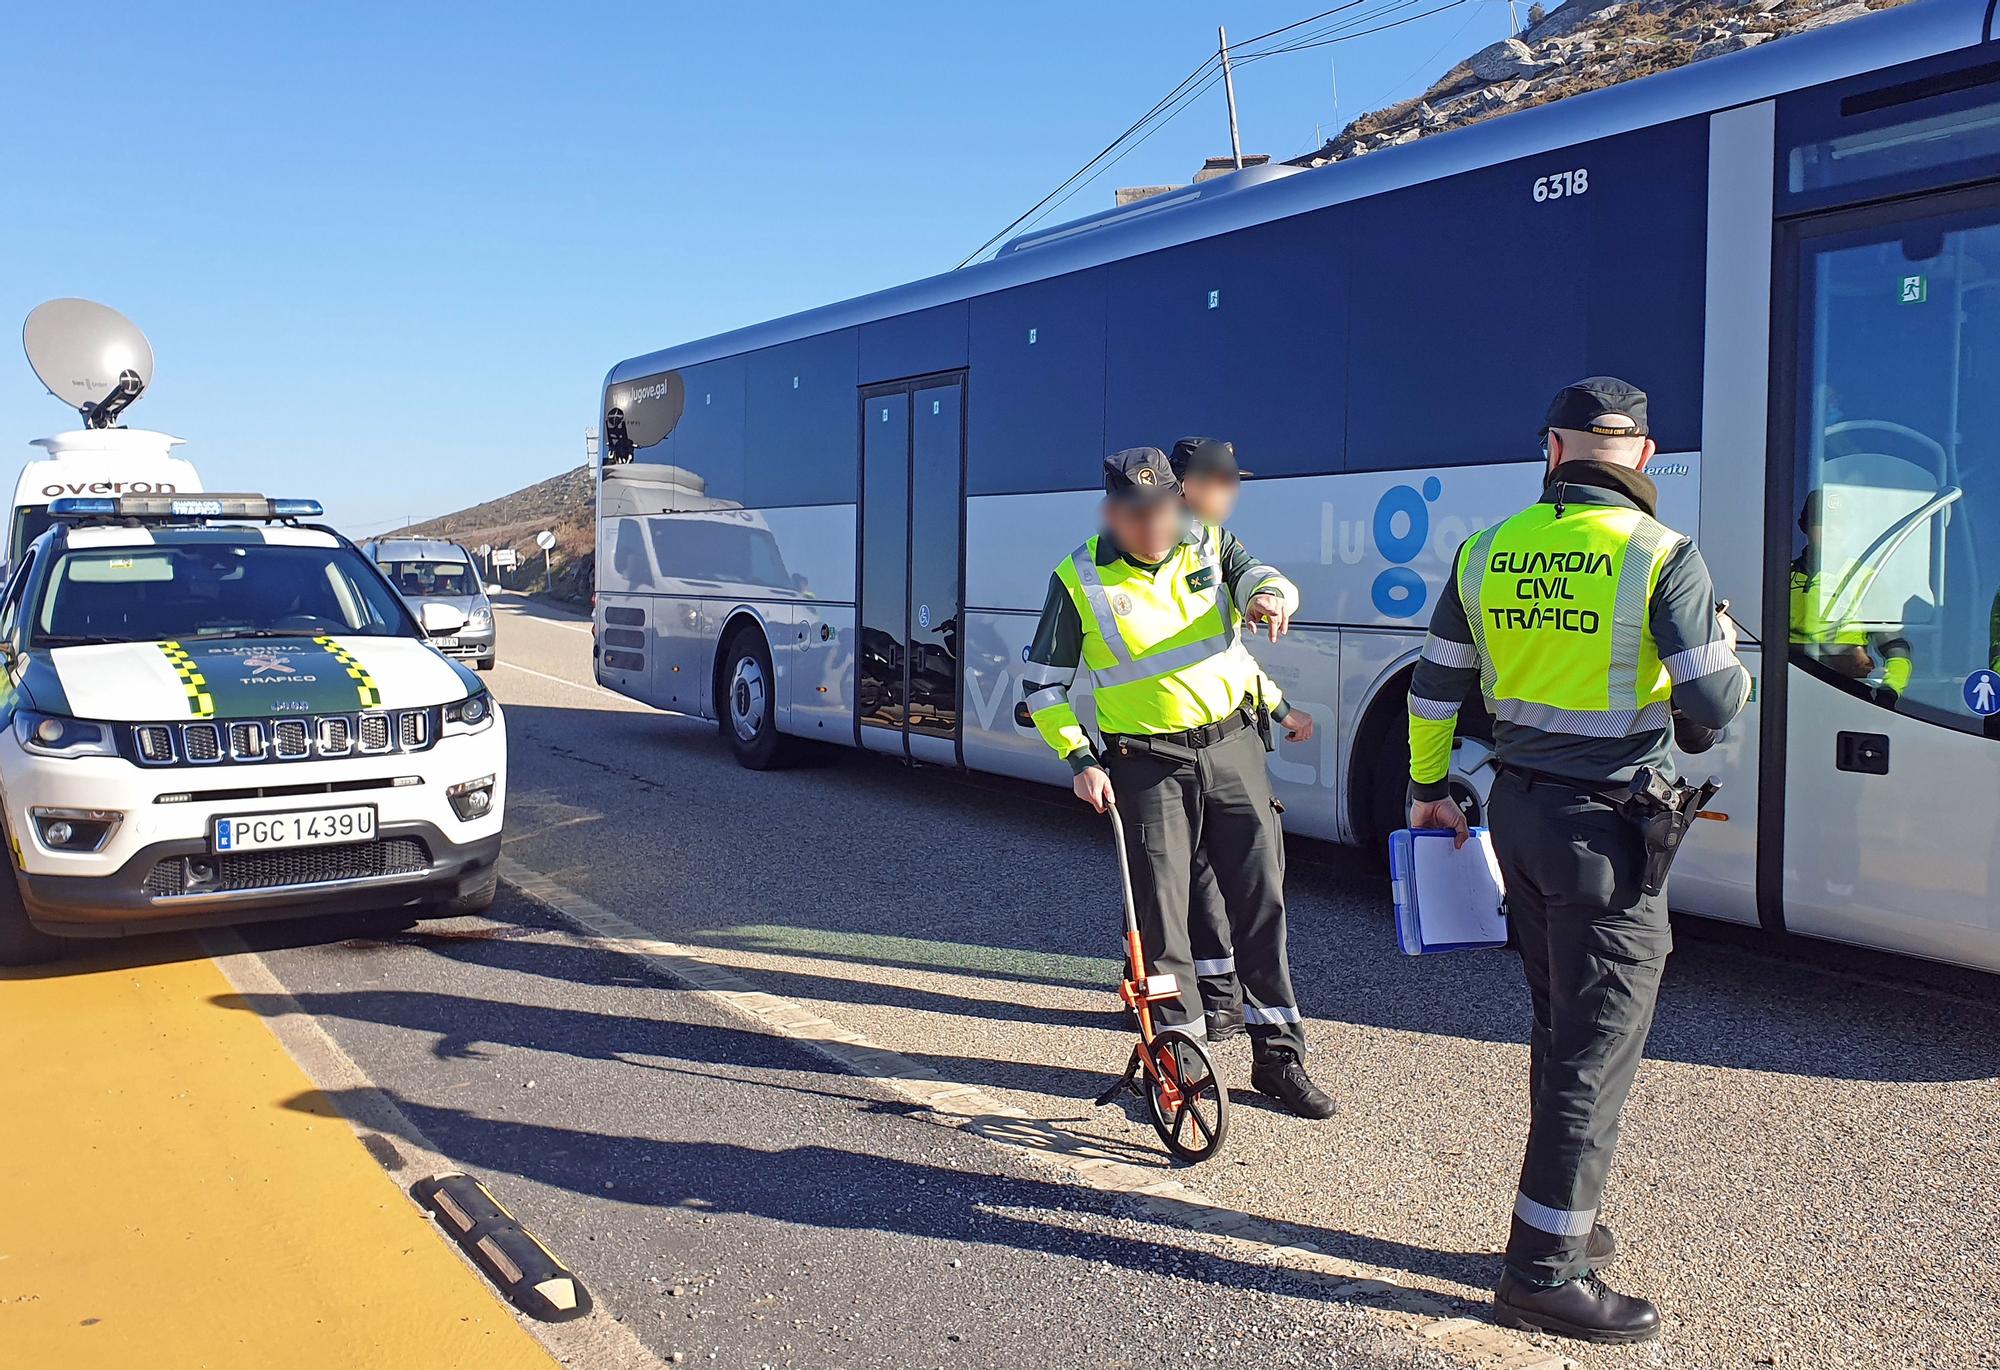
left=1103, top=447, right=1182, bottom=504
left=1540, top=376, right=1650, bottom=438
left=1168, top=436, right=1253, bottom=480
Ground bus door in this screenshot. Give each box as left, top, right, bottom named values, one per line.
left=1773, top=180, right=2000, bottom=969
left=857, top=373, right=966, bottom=766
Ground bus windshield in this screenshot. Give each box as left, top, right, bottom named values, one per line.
left=30, top=542, right=417, bottom=646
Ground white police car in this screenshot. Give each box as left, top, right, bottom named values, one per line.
left=0, top=493, right=505, bottom=963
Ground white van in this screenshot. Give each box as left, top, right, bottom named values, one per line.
left=8, top=427, right=202, bottom=577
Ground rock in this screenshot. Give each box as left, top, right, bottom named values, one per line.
left=1469, top=37, right=1540, bottom=82
left=1523, top=0, right=1627, bottom=41
left=1797, top=0, right=1871, bottom=28
left=1418, top=101, right=1447, bottom=128
left=1693, top=29, right=1777, bottom=59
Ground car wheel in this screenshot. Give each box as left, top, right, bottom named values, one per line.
left=718, top=627, right=792, bottom=770
left=475, top=656, right=495, bottom=672
left=0, top=840, right=63, bottom=966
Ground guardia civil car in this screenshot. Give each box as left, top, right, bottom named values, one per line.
left=0, top=494, right=505, bottom=963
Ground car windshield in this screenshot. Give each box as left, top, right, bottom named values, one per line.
left=31, top=541, right=417, bottom=646
left=381, top=559, right=475, bottom=598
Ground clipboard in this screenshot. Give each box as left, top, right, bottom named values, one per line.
left=1389, top=826, right=1508, bottom=955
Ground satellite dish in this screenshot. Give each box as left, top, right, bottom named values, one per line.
left=23, top=298, right=155, bottom=427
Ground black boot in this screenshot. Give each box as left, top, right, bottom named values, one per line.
left=1204, top=1004, right=1246, bottom=1043
left=1249, top=1048, right=1336, bottom=1120
left=1586, top=1222, right=1617, bottom=1268
left=1494, top=1269, right=1659, bottom=1345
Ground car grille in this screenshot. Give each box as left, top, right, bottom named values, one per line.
left=143, top=837, right=432, bottom=897
left=127, top=709, right=441, bottom=767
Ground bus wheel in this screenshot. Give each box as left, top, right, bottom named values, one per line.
left=0, top=842, right=63, bottom=966
left=718, top=627, right=792, bottom=770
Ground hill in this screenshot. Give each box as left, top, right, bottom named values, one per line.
left=1289, top=0, right=1899, bottom=165
left=385, top=466, right=595, bottom=603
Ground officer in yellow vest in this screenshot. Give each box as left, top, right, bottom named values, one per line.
left=1407, top=378, right=1749, bottom=1344
left=1025, top=447, right=1334, bottom=1119
left=1169, top=435, right=1317, bottom=1042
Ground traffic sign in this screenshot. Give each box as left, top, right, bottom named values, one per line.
left=478, top=544, right=492, bottom=557
left=492, top=548, right=519, bottom=569
left=1965, top=669, right=2000, bottom=716
left=535, top=529, right=557, bottom=551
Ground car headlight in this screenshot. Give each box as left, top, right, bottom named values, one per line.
left=468, top=605, right=493, bottom=629
left=442, top=689, right=496, bottom=736
left=14, top=710, right=118, bottom=759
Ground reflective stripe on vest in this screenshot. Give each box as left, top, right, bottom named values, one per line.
left=1459, top=502, right=1684, bottom=736
left=1067, top=537, right=1236, bottom=689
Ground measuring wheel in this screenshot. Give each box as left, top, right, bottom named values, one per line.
left=1144, top=1027, right=1230, bottom=1163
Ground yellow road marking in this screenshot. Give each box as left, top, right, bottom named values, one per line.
left=0, top=939, right=558, bottom=1369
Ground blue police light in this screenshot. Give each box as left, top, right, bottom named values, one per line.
left=48, top=497, right=118, bottom=517
left=269, top=499, right=325, bottom=518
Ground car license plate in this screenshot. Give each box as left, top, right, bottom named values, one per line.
left=431, top=636, right=461, bottom=648
left=213, top=805, right=376, bottom=853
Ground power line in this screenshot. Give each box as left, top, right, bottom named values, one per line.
left=957, top=0, right=1474, bottom=268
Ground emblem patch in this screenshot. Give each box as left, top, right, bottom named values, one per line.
left=1185, top=566, right=1218, bottom=593
left=1134, top=467, right=1158, bottom=486
left=1111, top=592, right=1135, bottom=617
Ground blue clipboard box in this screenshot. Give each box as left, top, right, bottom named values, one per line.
left=1389, top=827, right=1509, bottom=955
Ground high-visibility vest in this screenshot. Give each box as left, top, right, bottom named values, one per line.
left=1457, top=501, right=1684, bottom=736
left=1054, top=529, right=1259, bottom=736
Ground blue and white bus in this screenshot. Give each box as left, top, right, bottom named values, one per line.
left=597, top=0, right=2000, bottom=973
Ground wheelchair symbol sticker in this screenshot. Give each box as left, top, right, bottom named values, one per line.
left=918, top=604, right=931, bottom=629
left=1965, top=670, right=2000, bottom=716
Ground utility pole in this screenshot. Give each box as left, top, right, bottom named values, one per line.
left=1218, top=25, right=1244, bottom=170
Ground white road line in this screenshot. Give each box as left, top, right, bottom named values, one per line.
left=494, top=659, right=616, bottom=697
left=206, top=930, right=666, bottom=1370
left=503, top=611, right=593, bottom=635
left=497, top=858, right=1562, bottom=1370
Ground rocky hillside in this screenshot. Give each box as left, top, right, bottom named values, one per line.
left=387, top=465, right=596, bottom=603
left=1290, top=0, right=1902, bottom=166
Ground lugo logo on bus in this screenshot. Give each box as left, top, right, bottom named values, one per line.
left=1369, top=477, right=1443, bottom=619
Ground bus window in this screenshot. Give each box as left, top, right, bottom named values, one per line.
left=1791, top=202, right=2000, bottom=736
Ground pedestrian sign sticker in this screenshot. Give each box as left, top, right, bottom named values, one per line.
left=1965, top=669, right=2000, bottom=716
left=1900, top=275, right=1928, bottom=304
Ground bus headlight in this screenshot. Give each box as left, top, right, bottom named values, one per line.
left=14, top=711, right=118, bottom=759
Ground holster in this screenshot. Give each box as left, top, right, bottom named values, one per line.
left=1110, top=733, right=1198, bottom=766
left=1598, top=766, right=1721, bottom=898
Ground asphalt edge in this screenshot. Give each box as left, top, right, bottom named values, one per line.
left=497, top=856, right=1577, bottom=1370
left=205, top=929, right=667, bottom=1370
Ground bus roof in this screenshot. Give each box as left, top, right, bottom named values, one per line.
left=606, top=0, right=1987, bottom=389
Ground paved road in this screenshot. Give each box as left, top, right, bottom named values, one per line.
left=238, top=595, right=2000, bottom=1369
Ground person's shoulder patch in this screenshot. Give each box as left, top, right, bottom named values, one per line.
left=1185, top=565, right=1218, bottom=593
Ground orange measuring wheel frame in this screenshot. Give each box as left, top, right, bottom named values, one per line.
left=1092, top=798, right=1230, bottom=1163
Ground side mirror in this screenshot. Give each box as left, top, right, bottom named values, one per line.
left=486, top=583, right=503, bottom=596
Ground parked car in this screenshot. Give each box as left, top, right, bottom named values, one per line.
left=0, top=494, right=505, bottom=964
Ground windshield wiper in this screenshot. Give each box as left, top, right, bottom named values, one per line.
left=34, top=634, right=130, bottom=647
left=196, top=628, right=329, bottom=639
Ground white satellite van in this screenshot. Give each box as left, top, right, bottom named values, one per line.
left=8, top=300, right=202, bottom=576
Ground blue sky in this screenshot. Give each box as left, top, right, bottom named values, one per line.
left=1, top=1, right=1518, bottom=533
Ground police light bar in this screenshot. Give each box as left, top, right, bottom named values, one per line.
left=48, top=494, right=325, bottom=521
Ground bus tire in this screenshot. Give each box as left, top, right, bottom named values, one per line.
left=0, top=843, right=63, bottom=966
left=717, top=626, right=792, bottom=770
left=1351, top=671, right=1492, bottom=856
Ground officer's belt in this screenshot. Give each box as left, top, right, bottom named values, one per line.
left=1105, top=707, right=1252, bottom=763
left=1498, top=763, right=1621, bottom=801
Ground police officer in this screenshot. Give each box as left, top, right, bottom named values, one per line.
left=1168, top=435, right=1316, bottom=1042
left=1406, top=378, right=1749, bottom=1343
left=1026, top=447, right=1334, bottom=1119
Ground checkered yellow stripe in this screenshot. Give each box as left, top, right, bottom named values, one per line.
left=314, top=635, right=382, bottom=709
left=158, top=641, right=215, bottom=718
